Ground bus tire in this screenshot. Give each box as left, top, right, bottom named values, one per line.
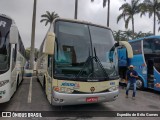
left=16, top=75, right=19, bottom=91
left=43, top=76, right=46, bottom=94
left=36, top=73, right=39, bottom=82
left=136, top=77, right=144, bottom=90
left=22, top=67, right=24, bottom=81
left=37, top=76, right=39, bottom=82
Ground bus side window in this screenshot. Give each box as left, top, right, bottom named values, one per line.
left=48, top=55, right=52, bottom=76
left=11, top=44, right=17, bottom=70
left=14, top=44, right=17, bottom=62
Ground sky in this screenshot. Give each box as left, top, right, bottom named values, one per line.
left=0, top=0, right=159, bottom=49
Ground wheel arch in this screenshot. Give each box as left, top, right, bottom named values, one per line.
left=137, top=74, right=146, bottom=88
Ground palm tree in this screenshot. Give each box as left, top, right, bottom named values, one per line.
left=139, top=0, right=160, bottom=35
left=113, top=30, right=125, bottom=41
left=91, top=0, right=110, bottom=27
left=117, top=0, right=141, bottom=33
left=136, top=31, right=153, bottom=38
left=40, top=11, right=59, bottom=26
left=123, top=29, right=135, bottom=40
left=114, top=29, right=153, bottom=41
left=26, top=47, right=39, bottom=60
left=144, top=31, right=153, bottom=36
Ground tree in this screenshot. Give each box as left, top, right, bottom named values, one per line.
left=26, top=47, right=39, bottom=61
left=123, top=29, right=136, bottom=40
left=117, top=0, right=141, bottom=33
left=40, top=11, right=59, bottom=26
left=113, top=30, right=126, bottom=41
left=139, top=0, right=160, bottom=35
left=113, top=29, right=153, bottom=41
left=91, top=0, right=110, bottom=27
left=136, top=31, right=153, bottom=38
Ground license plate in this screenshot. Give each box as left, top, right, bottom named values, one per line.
left=86, top=97, right=98, bottom=103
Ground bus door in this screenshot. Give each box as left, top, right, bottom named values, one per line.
left=147, top=59, right=154, bottom=88
left=117, top=48, right=128, bottom=82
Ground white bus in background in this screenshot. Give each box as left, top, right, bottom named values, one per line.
left=0, top=14, right=26, bottom=103
left=37, top=18, right=133, bottom=106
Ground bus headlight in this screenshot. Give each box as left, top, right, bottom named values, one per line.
left=54, top=87, right=74, bottom=93
left=65, top=88, right=74, bottom=93
left=54, top=87, right=60, bottom=92
left=0, top=80, right=9, bottom=87
left=108, top=86, right=118, bottom=92
left=60, top=87, right=65, bottom=92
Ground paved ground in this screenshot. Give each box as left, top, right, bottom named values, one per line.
left=0, top=77, right=160, bottom=120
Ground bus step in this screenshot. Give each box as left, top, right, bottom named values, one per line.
left=148, top=83, right=154, bottom=88
left=148, top=74, right=154, bottom=78
left=148, top=79, right=154, bottom=82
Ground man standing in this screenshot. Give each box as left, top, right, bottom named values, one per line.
left=126, top=65, right=138, bottom=100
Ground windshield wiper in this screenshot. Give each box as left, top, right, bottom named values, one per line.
left=93, top=47, right=109, bottom=79
left=74, top=48, right=92, bottom=80
left=74, top=48, right=109, bottom=80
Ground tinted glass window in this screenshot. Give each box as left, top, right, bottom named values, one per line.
left=143, top=38, right=160, bottom=54
left=130, top=41, right=142, bottom=55
left=89, top=26, right=118, bottom=77
left=55, top=21, right=91, bottom=78
left=0, top=16, right=11, bottom=72
left=54, top=21, right=118, bottom=80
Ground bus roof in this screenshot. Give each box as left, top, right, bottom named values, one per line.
left=52, top=18, right=111, bottom=31
left=128, top=35, right=160, bottom=43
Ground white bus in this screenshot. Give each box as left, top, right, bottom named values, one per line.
left=37, top=18, right=133, bottom=106
left=0, top=14, right=26, bottom=103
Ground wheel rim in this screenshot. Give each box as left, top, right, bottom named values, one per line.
left=136, top=79, right=143, bottom=89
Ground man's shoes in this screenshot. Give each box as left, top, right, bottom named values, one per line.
left=132, top=97, right=135, bottom=100
left=126, top=95, right=128, bottom=98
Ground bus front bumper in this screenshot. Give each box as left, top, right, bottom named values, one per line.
left=52, top=90, right=119, bottom=106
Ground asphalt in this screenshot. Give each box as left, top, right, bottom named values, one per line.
left=0, top=76, right=160, bottom=120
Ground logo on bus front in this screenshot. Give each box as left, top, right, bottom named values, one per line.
left=61, top=82, right=80, bottom=89
left=90, top=87, right=95, bottom=92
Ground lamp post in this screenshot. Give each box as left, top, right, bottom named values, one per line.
left=30, top=0, right=37, bottom=70
left=74, top=0, right=78, bottom=19
left=107, top=0, right=110, bottom=27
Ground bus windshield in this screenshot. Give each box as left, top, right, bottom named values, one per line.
left=0, top=16, right=11, bottom=72
left=143, top=38, right=160, bottom=54
left=54, top=21, right=118, bottom=80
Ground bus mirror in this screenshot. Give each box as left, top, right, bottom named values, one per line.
left=118, top=41, right=133, bottom=58
left=9, top=24, right=18, bottom=44
left=43, top=32, right=55, bottom=55
left=114, top=42, right=119, bottom=47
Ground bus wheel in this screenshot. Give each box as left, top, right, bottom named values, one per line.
left=43, top=77, right=46, bottom=94
left=22, top=67, right=24, bottom=81
left=16, top=75, right=19, bottom=90
left=37, top=76, right=39, bottom=82
left=36, top=73, right=39, bottom=82
left=136, top=78, right=144, bottom=90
